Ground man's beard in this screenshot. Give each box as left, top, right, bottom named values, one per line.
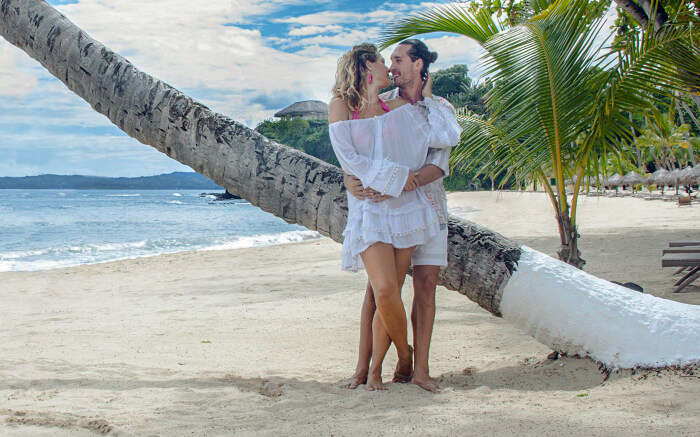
left=393, top=74, right=416, bottom=90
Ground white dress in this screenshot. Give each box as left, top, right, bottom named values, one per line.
left=329, top=98, right=462, bottom=271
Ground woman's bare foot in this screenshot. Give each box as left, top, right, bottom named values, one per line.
left=412, top=373, right=441, bottom=393
left=392, top=345, right=413, bottom=383
left=340, top=371, right=368, bottom=389
left=365, top=369, right=387, bottom=391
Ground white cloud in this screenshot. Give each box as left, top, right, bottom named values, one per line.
left=289, top=25, right=343, bottom=36
left=296, top=30, right=377, bottom=47
left=0, top=41, right=38, bottom=97
left=419, top=35, right=487, bottom=78
left=274, top=11, right=367, bottom=25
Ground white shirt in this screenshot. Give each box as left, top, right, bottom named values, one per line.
left=382, top=88, right=454, bottom=228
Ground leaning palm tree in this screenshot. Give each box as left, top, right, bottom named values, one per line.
left=380, top=0, right=699, bottom=269
left=2, top=0, right=699, bottom=369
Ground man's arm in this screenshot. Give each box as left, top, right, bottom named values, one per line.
left=343, top=172, right=367, bottom=200
left=345, top=162, right=444, bottom=203
left=414, top=164, right=445, bottom=187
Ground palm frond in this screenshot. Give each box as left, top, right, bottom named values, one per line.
left=377, top=4, right=504, bottom=50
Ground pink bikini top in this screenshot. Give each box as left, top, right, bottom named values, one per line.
left=352, top=98, right=391, bottom=120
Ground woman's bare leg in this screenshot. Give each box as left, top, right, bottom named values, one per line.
left=361, top=244, right=414, bottom=390
left=343, top=253, right=410, bottom=389
left=341, top=282, right=375, bottom=389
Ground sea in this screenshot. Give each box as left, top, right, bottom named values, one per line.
left=0, top=189, right=321, bottom=272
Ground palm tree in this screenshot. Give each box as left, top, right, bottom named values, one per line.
left=380, top=0, right=699, bottom=269
left=2, top=0, right=699, bottom=369
left=636, top=110, right=693, bottom=171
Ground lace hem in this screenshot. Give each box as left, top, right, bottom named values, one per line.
left=340, top=203, right=442, bottom=271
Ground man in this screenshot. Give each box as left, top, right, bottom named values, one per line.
left=343, top=39, right=458, bottom=393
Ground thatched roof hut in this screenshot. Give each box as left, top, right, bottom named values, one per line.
left=274, top=100, right=328, bottom=120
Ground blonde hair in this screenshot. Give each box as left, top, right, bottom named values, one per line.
left=332, top=43, right=379, bottom=113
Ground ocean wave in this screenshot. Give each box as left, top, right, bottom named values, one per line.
left=0, top=248, right=51, bottom=260
left=106, top=193, right=141, bottom=197
left=0, top=259, right=75, bottom=272
left=172, top=193, right=182, bottom=197
left=90, top=241, right=148, bottom=251
left=201, top=230, right=322, bottom=252
left=0, top=232, right=321, bottom=273
left=0, top=241, right=149, bottom=260
left=168, top=200, right=184, bottom=204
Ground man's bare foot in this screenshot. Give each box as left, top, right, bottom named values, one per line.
left=412, top=373, right=441, bottom=393
left=340, top=372, right=367, bottom=389
left=365, top=369, right=387, bottom=391
left=392, top=346, right=413, bottom=383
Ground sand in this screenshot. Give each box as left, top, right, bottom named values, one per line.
left=1, top=191, right=698, bottom=436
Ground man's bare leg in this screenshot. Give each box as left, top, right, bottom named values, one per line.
left=361, top=244, right=414, bottom=391
left=341, top=282, right=375, bottom=389
left=411, top=265, right=441, bottom=392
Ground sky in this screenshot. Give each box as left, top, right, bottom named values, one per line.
left=0, top=0, right=617, bottom=177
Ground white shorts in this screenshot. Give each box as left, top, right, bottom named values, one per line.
left=411, top=227, right=448, bottom=267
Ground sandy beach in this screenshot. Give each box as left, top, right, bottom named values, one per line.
left=1, top=191, right=699, bottom=436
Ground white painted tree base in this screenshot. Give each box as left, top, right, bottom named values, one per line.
left=500, top=246, right=700, bottom=369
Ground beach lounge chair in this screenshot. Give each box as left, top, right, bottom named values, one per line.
left=669, top=241, right=700, bottom=247
left=661, top=249, right=700, bottom=292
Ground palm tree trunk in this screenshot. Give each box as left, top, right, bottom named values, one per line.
left=2, top=0, right=699, bottom=369
left=676, top=98, right=696, bottom=166
left=614, top=0, right=649, bottom=28
left=555, top=212, right=585, bottom=269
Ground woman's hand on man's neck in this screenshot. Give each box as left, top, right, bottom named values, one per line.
left=398, top=81, right=424, bottom=104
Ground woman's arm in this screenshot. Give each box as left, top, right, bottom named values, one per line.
left=422, top=96, right=462, bottom=149
left=417, top=76, right=462, bottom=149
left=328, top=97, right=350, bottom=124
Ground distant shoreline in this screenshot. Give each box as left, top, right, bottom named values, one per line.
left=0, top=171, right=223, bottom=190
left=0, top=187, right=226, bottom=191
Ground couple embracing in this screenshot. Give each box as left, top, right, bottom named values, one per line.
left=328, top=39, right=461, bottom=392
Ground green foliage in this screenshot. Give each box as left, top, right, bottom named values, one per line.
left=432, top=64, right=471, bottom=97
left=431, top=65, right=493, bottom=115
left=255, top=118, right=339, bottom=167
left=636, top=109, right=694, bottom=169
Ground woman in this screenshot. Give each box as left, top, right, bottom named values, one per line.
left=328, top=43, right=458, bottom=390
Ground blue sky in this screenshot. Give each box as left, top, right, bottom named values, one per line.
left=0, top=0, right=616, bottom=177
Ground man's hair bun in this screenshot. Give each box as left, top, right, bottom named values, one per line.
left=427, top=51, right=438, bottom=64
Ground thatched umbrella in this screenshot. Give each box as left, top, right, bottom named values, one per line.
left=648, top=168, right=669, bottom=194
left=606, top=173, right=623, bottom=188
left=667, top=168, right=683, bottom=194
left=691, top=167, right=700, bottom=185
left=680, top=166, right=698, bottom=185
left=621, top=171, right=645, bottom=193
